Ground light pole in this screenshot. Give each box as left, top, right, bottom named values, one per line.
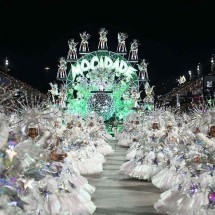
left=5, top=57, right=9, bottom=70
left=211, top=54, right=214, bottom=74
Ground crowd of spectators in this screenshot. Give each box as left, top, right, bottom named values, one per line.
left=0, top=66, right=47, bottom=114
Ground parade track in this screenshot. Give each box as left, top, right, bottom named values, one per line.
left=87, top=141, right=163, bottom=215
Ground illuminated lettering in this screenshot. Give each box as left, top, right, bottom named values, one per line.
left=104, top=56, right=113, bottom=69
left=71, top=56, right=136, bottom=80
left=81, top=59, right=90, bottom=71
left=90, top=56, right=99, bottom=70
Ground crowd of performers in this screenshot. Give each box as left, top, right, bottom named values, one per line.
left=0, top=94, right=114, bottom=214
left=2, top=91, right=215, bottom=215
left=117, top=109, right=215, bottom=214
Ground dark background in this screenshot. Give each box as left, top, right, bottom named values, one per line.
left=0, top=0, right=214, bottom=94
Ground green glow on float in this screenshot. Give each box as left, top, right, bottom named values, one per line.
left=66, top=51, right=138, bottom=120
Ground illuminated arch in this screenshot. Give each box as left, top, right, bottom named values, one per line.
left=66, top=50, right=138, bottom=120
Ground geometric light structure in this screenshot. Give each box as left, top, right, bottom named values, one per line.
left=66, top=50, right=138, bottom=120
left=87, top=92, right=114, bottom=119
left=56, top=29, right=153, bottom=120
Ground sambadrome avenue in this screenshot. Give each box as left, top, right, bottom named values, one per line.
left=0, top=1, right=215, bottom=214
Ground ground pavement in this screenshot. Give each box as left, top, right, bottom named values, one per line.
left=87, top=141, right=163, bottom=215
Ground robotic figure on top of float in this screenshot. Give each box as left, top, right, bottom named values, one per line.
left=67, top=38, right=78, bottom=59
left=117, top=32, right=128, bottom=53
left=79, top=31, right=91, bottom=52
left=98, top=28, right=108, bottom=50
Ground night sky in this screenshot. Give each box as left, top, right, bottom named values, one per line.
left=0, top=0, right=214, bottom=95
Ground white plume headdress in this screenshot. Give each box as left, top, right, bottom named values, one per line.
left=189, top=104, right=213, bottom=133
left=14, top=94, right=60, bottom=132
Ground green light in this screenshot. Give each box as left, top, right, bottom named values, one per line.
left=66, top=51, right=138, bottom=120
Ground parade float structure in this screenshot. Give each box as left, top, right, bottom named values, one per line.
left=51, top=28, right=154, bottom=121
